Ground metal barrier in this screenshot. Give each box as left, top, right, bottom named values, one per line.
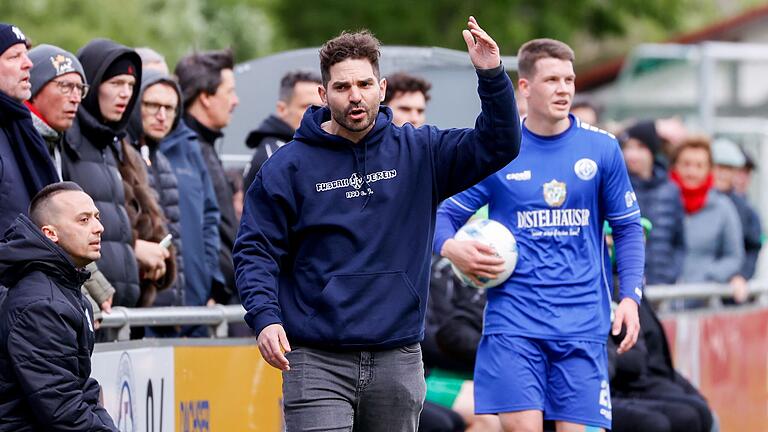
left=97, top=304, right=246, bottom=341
left=95, top=281, right=768, bottom=341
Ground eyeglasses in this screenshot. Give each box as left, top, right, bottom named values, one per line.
left=52, top=80, right=89, bottom=99
left=142, top=101, right=177, bottom=116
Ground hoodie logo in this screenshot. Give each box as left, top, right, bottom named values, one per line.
left=349, top=173, right=363, bottom=190
left=50, top=54, right=75, bottom=75
left=315, top=169, right=397, bottom=199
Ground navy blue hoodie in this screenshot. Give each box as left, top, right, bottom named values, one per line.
left=234, top=68, right=520, bottom=349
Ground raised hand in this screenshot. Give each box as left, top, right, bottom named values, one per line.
left=462, top=16, right=501, bottom=70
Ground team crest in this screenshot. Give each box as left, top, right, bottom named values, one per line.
left=349, top=172, right=363, bottom=190
left=574, top=158, right=597, bottom=181
left=543, top=179, right=567, bottom=207
left=50, top=54, right=75, bottom=75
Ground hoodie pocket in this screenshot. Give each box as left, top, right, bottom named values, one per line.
left=303, top=271, right=422, bottom=345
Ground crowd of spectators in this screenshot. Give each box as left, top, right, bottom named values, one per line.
left=0, top=21, right=761, bottom=432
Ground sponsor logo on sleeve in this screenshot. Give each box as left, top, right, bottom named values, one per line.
left=624, top=191, right=637, bottom=208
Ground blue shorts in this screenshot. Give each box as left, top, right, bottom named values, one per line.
left=474, top=334, right=611, bottom=429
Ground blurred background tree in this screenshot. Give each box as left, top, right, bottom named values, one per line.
left=0, top=0, right=764, bottom=68
left=0, top=0, right=274, bottom=67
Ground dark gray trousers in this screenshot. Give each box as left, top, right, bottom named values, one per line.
left=283, top=344, right=426, bottom=432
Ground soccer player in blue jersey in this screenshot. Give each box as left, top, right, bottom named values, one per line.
left=434, top=38, right=645, bottom=432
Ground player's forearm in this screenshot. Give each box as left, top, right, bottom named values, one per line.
left=434, top=202, right=473, bottom=254
left=612, top=219, right=645, bottom=303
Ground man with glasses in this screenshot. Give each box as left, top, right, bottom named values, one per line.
left=26, top=44, right=117, bottom=319
left=0, top=24, right=59, bottom=232
left=125, top=70, right=188, bottom=330
left=26, top=44, right=88, bottom=181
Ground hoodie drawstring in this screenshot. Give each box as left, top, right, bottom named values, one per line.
left=350, top=142, right=374, bottom=210
left=362, top=140, right=373, bottom=209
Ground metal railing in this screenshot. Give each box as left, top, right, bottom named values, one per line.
left=97, top=304, right=246, bottom=341
left=95, top=281, right=768, bottom=341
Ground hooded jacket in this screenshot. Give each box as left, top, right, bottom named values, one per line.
left=61, top=39, right=142, bottom=307
left=0, top=215, right=117, bottom=431
left=243, top=114, right=294, bottom=190
left=234, top=67, right=520, bottom=349
left=27, top=106, right=117, bottom=310
left=159, top=120, right=221, bottom=307
left=185, top=114, right=237, bottom=303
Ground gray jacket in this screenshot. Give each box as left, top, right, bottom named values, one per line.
left=680, top=190, right=744, bottom=283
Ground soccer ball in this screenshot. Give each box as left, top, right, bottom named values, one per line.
left=449, top=219, right=518, bottom=289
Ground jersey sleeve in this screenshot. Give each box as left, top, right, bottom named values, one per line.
left=601, top=140, right=641, bottom=222
left=433, top=179, right=492, bottom=254
left=602, top=139, right=644, bottom=304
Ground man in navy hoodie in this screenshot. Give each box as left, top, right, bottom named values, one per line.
left=234, top=17, right=520, bottom=431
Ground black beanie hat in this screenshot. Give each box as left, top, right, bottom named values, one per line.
left=103, top=56, right=138, bottom=81
left=0, top=23, right=28, bottom=56
left=621, top=120, right=661, bottom=155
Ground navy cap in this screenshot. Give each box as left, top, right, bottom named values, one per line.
left=0, top=23, right=28, bottom=56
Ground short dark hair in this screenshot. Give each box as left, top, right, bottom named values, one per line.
left=319, top=30, right=380, bottom=87
left=278, top=70, right=322, bottom=102
left=517, top=38, right=575, bottom=79
left=384, top=72, right=431, bottom=104
left=29, top=181, right=84, bottom=227
left=174, top=48, right=234, bottom=108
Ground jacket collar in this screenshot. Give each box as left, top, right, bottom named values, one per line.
left=184, top=113, right=222, bottom=146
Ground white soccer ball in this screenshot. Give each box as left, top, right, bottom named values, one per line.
left=449, top=219, right=518, bottom=289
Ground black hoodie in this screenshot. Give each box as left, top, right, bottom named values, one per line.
left=60, top=39, right=142, bottom=307
left=243, top=114, right=295, bottom=190
left=0, top=215, right=117, bottom=431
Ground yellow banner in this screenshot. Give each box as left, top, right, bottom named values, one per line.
left=174, top=345, right=283, bottom=431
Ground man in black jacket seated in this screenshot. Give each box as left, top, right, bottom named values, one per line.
left=0, top=182, right=117, bottom=431
left=609, top=300, right=715, bottom=432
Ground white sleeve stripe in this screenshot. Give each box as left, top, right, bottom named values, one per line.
left=448, top=197, right=475, bottom=213
left=606, top=209, right=641, bottom=221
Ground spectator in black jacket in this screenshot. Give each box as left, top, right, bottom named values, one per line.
left=0, top=182, right=117, bottom=431
left=62, top=39, right=147, bottom=308
left=621, top=121, right=686, bottom=285
left=609, top=300, right=715, bottom=431
left=0, top=24, right=59, bottom=233
left=243, top=70, right=322, bottom=190
left=607, top=333, right=701, bottom=432
left=175, top=49, right=239, bottom=304
left=127, top=69, right=186, bottom=313
left=26, top=43, right=118, bottom=318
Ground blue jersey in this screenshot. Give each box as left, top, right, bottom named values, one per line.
left=434, top=115, right=643, bottom=342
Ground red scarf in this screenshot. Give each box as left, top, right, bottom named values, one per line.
left=670, top=170, right=713, bottom=214
left=23, top=101, right=48, bottom=125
